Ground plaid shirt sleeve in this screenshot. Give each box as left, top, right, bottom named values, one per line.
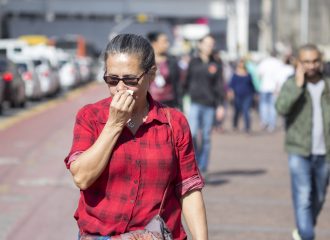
left=64, top=105, right=96, bottom=169
left=171, top=109, right=204, bottom=197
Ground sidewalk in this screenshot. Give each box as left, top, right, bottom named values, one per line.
left=0, top=83, right=329, bottom=240
left=203, top=112, right=330, bottom=240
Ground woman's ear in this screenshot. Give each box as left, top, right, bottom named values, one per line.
left=148, top=65, right=157, bottom=75
left=146, top=65, right=157, bottom=86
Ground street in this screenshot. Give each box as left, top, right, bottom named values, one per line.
left=0, top=82, right=329, bottom=240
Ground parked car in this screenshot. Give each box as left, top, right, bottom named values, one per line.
left=57, top=51, right=81, bottom=90
left=15, top=58, right=43, bottom=100
left=95, top=57, right=105, bottom=83
left=0, top=61, right=4, bottom=114
left=0, top=39, right=29, bottom=60
left=33, top=58, right=60, bottom=97
left=0, top=56, right=26, bottom=109
left=77, top=57, right=93, bottom=83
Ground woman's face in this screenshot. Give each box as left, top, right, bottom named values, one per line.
left=154, top=34, right=169, bottom=55
left=105, top=53, right=152, bottom=101
left=237, top=60, right=245, bottom=69
left=199, top=36, right=215, bottom=57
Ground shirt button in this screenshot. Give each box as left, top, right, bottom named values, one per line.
left=130, top=200, right=134, bottom=204
left=134, top=180, right=138, bottom=184
left=136, top=160, right=141, bottom=166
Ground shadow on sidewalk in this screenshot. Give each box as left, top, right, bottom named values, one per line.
left=204, top=169, right=266, bottom=186
left=208, top=169, right=266, bottom=177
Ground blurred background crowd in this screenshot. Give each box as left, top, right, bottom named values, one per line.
left=1, top=1, right=330, bottom=239
left=0, top=0, right=330, bottom=117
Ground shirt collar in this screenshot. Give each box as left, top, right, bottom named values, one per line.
left=145, top=93, right=168, bottom=125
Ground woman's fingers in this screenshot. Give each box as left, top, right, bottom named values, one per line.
left=111, top=90, right=126, bottom=105
left=123, top=94, right=135, bottom=111
left=127, top=97, right=135, bottom=113
left=116, top=92, right=134, bottom=111
left=109, top=90, right=135, bottom=122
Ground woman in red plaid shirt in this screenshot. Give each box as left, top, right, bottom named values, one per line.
left=65, top=34, right=208, bottom=240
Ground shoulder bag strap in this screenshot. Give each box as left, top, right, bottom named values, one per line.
left=158, top=107, right=177, bottom=215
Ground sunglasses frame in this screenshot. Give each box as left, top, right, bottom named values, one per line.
left=103, top=70, right=148, bottom=86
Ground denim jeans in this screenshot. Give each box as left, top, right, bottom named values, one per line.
left=233, top=95, right=253, bottom=132
left=259, top=92, right=277, bottom=130
left=288, top=154, right=330, bottom=240
left=188, top=102, right=215, bottom=172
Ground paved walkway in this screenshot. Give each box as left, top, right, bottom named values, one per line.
left=0, top=82, right=329, bottom=240
left=203, top=111, right=330, bottom=240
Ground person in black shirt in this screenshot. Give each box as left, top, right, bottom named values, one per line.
left=184, top=34, right=225, bottom=175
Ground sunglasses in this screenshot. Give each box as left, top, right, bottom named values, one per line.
left=103, top=70, right=148, bottom=86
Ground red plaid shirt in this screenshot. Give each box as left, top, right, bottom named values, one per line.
left=65, top=94, right=204, bottom=239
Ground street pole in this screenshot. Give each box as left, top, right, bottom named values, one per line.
left=300, top=0, right=309, bottom=44
left=0, top=0, right=7, bottom=38
left=0, top=7, right=2, bottom=39
left=226, top=0, right=238, bottom=59
left=271, top=0, right=277, bottom=52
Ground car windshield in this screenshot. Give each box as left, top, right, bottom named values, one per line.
left=59, top=60, right=68, bottom=68
left=33, top=60, right=42, bottom=67
left=17, top=63, right=28, bottom=72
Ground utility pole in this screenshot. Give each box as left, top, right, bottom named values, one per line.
left=271, top=0, right=277, bottom=52
left=300, top=0, right=309, bottom=44
left=226, top=0, right=238, bottom=59
left=0, top=0, right=8, bottom=38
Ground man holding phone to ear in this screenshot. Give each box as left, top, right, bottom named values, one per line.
left=276, top=44, right=330, bottom=240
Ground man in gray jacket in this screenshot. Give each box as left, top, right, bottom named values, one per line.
left=276, top=44, right=330, bottom=240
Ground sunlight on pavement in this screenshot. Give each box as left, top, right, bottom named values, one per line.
left=0, top=82, right=98, bottom=131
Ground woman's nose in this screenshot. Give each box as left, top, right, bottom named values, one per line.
left=116, top=81, right=128, bottom=92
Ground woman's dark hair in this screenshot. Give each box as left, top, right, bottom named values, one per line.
left=104, top=33, right=155, bottom=71
left=146, top=31, right=163, bottom=43
left=198, top=33, right=215, bottom=43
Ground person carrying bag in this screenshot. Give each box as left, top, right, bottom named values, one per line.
left=65, top=34, right=208, bottom=240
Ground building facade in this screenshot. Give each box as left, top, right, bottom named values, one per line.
left=1, top=0, right=329, bottom=58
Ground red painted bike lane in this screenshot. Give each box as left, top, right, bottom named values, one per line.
left=0, top=82, right=108, bottom=240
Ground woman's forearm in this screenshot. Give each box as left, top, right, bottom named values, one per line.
left=69, top=123, right=123, bottom=190
left=182, top=190, right=208, bottom=240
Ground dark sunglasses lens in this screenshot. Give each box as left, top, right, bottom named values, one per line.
left=103, top=76, right=140, bottom=86
left=103, top=76, right=119, bottom=85
left=123, top=78, right=139, bottom=86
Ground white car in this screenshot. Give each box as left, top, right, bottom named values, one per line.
left=33, top=58, right=60, bottom=97
left=77, top=57, right=93, bottom=83
left=58, top=58, right=81, bottom=90
left=12, top=56, right=43, bottom=100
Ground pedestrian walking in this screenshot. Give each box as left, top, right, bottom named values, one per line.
left=228, top=58, right=256, bottom=133
left=257, top=52, right=283, bottom=132
left=184, top=34, right=225, bottom=175
left=276, top=43, right=330, bottom=240
left=64, top=34, right=208, bottom=240
left=147, top=31, right=182, bottom=109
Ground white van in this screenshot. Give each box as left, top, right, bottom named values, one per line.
left=0, top=39, right=29, bottom=60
